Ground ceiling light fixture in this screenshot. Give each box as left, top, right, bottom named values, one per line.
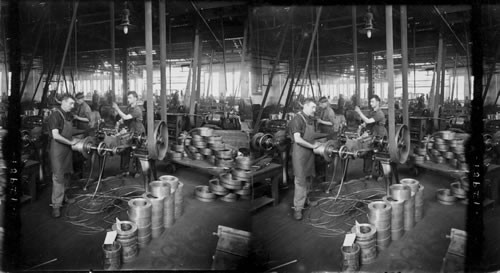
left=359, top=6, right=377, bottom=39
left=116, top=1, right=134, bottom=34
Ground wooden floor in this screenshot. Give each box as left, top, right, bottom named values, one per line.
left=14, top=154, right=500, bottom=272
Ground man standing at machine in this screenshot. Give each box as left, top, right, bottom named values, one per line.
left=112, top=91, right=145, bottom=177
left=316, top=96, right=337, bottom=140
left=47, top=94, right=78, bottom=218
left=288, top=98, right=321, bottom=220
left=73, top=92, right=92, bottom=135
left=354, top=95, right=387, bottom=179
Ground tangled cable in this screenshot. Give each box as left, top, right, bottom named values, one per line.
left=305, top=180, right=386, bottom=237
left=64, top=179, right=145, bottom=236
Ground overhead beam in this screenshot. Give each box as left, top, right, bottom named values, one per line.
left=298, top=6, right=322, bottom=98
left=190, top=1, right=224, bottom=50
left=433, top=6, right=468, bottom=53
left=55, top=0, right=79, bottom=93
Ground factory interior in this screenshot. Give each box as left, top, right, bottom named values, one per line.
left=1, top=1, right=500, bottom=272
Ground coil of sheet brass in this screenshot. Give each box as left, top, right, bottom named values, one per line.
left=195, top=186, right=216, bottom=202
left=235, top=156, right=253, bottom=171
left=436, top=188, right=457, bottom=205
left=220, top=192, right=238, bottom=202
left=220, top=173, right=243, bottom=190
left=231, top=168, right=252, bottom=181
left=209, top=178, right=229, bottom=195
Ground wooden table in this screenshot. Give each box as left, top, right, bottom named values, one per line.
left=170, top=158, right=282, bottom=210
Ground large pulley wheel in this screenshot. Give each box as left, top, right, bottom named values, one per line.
left=389, top=124, right=411, bottom=164
left=251, top=132, right=273, bottom=151
left=149, top=120, right=169, bottom=160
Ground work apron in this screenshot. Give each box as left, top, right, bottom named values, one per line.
left=49, top=109, right=74, bottom=175
left=318, top=109, right=336, bottom=140
left=292, top=113, right=316, bottom=178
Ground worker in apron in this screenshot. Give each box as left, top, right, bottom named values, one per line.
left=72, top=92, right=92, bottom=178
left=288, top=98, right=321, bottom=220
left=47, top=94, right=78, bottom=218
left=112, top=91, right=146, bottom=177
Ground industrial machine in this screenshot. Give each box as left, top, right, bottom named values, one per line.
left=72, top=121, right=169, bottom=193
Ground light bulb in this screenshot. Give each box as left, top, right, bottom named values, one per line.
left=123, top=25, right=128, bottom=34
left=367, top=29, right=372, bottom=38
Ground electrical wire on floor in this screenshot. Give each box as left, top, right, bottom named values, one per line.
left=304, top=159, right=386, bottom=237
left=63, top=176, right=145, bottom=236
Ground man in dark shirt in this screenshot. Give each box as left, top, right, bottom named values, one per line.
left=47, top=94, right=78, bottom=218
left=317, top=96, right=337, bottom=140
left=354, top=95, right=387, bottom=179
left=112, top=91, right=145, bottom=176
left=287, top=98, right=321, bottom=220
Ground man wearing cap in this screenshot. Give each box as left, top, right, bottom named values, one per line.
left=287, top=98, right=321, bottom=220
left=317, top=96, right=337, bottom=140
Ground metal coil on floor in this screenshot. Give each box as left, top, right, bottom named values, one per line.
left=220, top=192, right=238, bottom=202
left=403, top=192, right=416, bottom=231
left=142, top=192, right=165, bottom=238
left=431, top=149, right=440, bottom=157
left=188, top=145, right=198, bottom=153
left=341, top=243, right=360, bottom=272
left=193, top=142, right=207, bottom=149
left=198, top=127, right=214, bottom=137
left=103, top=241, right=122, bottom=270
left=231, top=168, right=252, bottom=181
left=368, top=201, right=392, bottom=250
left=400, top=178, right=419, bottom=194
left=450, top=182, right=466, bottom=199
left=390, top=184, right=411, bottom=201
left=350, top=224, right=377, bottom=265
left=435, top=156, right=445, bottom=164
left=128, top=198, right=152, bottom=220
left=149, top=180, right=171, bottom=199
left=209, top=178, right=229, bottom=196
left=441, top=130, right=455, bottom=140
left=192, top=134, right=203, bottom=141
left=170, top=151, right=182, bottom=160
left=159, top=175, right=179, bottom=188
left=112, top=221, right=138, bottom=263
left=206, top=155, right=216, bottom=165
left=216, top=149, right=234, bottom=159
left=383, top=196, right=404, bottom=240
left=220, top=173, right=243, bottom=190
left=416, top=147, right=427, bottom=156
left=174, top=182, right=184, bottom=219
left=415, top=184, right=425, bottom=222
left=235, top=156, right=253, bottom=171
left=195, top=185, right=217, bottom=202
left=444, top=151, right=455, bottom=159
left=215, top=158, right=234, bottom=168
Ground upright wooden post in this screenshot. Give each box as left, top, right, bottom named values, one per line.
left=145, top=0, right=155, bottom=157
left=159, top=0, right=167, bottom=121
left=352, top=6, right=360, bottom=105
left=401, top=5, right=409, bottom=126
left=433, top=33, right=444, bottom=129
left=189, top=24, right=200, bottom=126
left=367, top=50, right=374, bottom=99
left=386, top=5, right=397, bottom=160
left=110, top=0, right=116, bottom=103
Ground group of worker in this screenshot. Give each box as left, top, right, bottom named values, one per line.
left=288, top=95, right=387, bottom=220
left=46, top=91, right=144, bottom=218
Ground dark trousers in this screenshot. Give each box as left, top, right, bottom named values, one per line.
left=120, top=147, right=140, bottom=174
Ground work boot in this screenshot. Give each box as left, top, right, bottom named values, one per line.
left=52, top=207, right=61, bottom=218
left=64, top=195, right=76, bottom=205
left=293, top=209, right=303, bottom=221
left=306, top=198, right=319, bottom=207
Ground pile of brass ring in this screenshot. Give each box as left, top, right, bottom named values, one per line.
left=209, top=178, right=229, bottom=196
left=436, top=188, right=457, bottom=205
left=195, top=185, right=217, bottom=202
left=220, top=173, right=243, bottom=190
left=450, top=181, right=466, bottom=199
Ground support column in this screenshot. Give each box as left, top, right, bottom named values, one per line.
left=367, top=50, right=374, bottom=99
left=122, top=47, right=128, bottom=105
left=433, top=33, right=444, bottom=129
left=385, top=5, right=397, bottom=163
left=400, top=5, right=409, bottom=126
left=352, top=6, right=360, bottom=105
left=145, top=0, right=155, bottom=158
left=55, top=0, right=79, bottom=92
left=159, top=0, right=167, bottom=121
left=189, top=24, right=200, bottom=126
left=110, top=1, right=116, bottom=102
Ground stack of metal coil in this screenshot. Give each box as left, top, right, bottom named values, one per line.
left=368, top=201, right=392, bottom=251
left=388, top=184, right=412, bottom=239
left=195, top=172, right=251, bottom=203
left=128, top=198, right=152, bottom=248
left=102, top=241, right=121, bottom=270
left=413, top=131, right=468, bottom=171
left=111, top=221, right=138, bottom=263
left=159, top=175, right=180, bottom=226
left=351, top=223, right=377, bottom=265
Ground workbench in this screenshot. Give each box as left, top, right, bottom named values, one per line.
left=168, top=158, right=282, bottom=210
